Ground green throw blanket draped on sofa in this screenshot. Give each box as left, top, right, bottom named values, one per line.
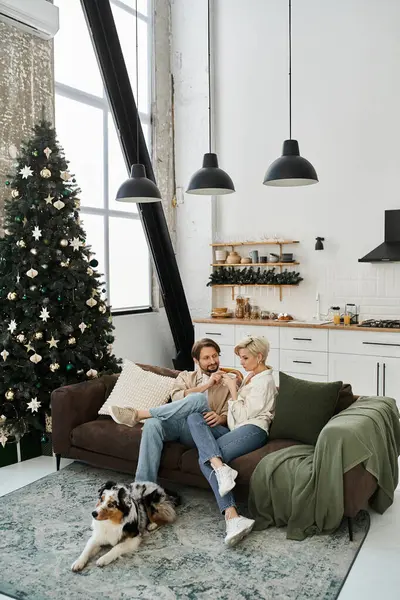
left=248, top=396, right=400, bottom=541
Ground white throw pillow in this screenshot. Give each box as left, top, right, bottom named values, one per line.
left=98, top=360, right=176, bottom=416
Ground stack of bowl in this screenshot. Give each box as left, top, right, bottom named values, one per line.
left=211, top=307, right=231, bottom=318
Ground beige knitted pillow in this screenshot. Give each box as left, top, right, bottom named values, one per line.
left=98, top=360, right=176, bottom=416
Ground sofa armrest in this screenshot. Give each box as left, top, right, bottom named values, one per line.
left=51, top=379, right=108, bottom=454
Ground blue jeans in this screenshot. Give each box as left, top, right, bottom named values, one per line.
left=135, top=392, right=209, bottom=482
left=187, top=413, right=268, bottom=513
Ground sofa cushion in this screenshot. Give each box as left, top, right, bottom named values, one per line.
left=269, top=372, right=343, bottom=445
left=334, top=383, right=355, bottom=414
left=70, top=419, right=187, bottom=471
left=98, top=360, right=176, bottom=416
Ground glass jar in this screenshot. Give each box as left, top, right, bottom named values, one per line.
left=244, top=297, right=251, bottom=319
left=261, top=310, right=270, bottom=320
left=250, top=305, right=261, bottom=319
left=235, top=296, right=245, bottom=319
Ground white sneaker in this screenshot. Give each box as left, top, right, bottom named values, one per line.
left=214, top=464, right=238, bottom=497
left=224, top=516, right=255, bottom=547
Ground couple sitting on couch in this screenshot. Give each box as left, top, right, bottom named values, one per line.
left=110, top=335, right=277, bottom=547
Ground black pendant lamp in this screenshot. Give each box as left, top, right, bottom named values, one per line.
left=186, top=0, right=235, bottom=195
left=263, top=0, right=318, bottom=187
left=116, top=0, right=161, bottom=203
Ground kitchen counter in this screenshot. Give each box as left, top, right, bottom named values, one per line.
left=193, top=318, right=400, bottom=333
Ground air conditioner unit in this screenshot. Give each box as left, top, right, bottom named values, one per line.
left=0, top=0, right=59, bottom=40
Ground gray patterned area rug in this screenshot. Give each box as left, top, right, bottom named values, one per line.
left=0, top=462, right=369, bottom=600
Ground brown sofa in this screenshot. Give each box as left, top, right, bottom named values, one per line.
left=51, top=364, right=378, bottom=538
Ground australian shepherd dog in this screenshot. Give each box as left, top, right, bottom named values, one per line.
left=71, top=480, right=179, bottom=571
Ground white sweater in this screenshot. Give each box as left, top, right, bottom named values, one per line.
left=227, top=369, right=277, bottom=433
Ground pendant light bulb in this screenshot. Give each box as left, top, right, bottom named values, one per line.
left=263, top=0, right=318, bottom=187
left=186, top=0, right=235, bottom=196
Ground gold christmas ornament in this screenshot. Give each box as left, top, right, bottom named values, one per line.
left=49, top=362, right=60, bottom=372
left=60, top=239, right=68, bottom=247
left=0, top=415, right=6, bottom=424
left=86, top=297, right=97, bottom=308
left=29, top=353, right=42, bottom=364
left=86, top=369, right=98, bottom=378
left=16, top=334, right=25, bottom=343
left=74, top=198, right=81, bottom=208
left=99, top=305, right=106, bottom=314
left=40, top=168, right=51, bottom=179
left=7, top=292, right=17, bottom=300
left=17, top=240, right=26, bottom=248
left=30, top=249, right=37, bottom=255
left=68, top=337, right=76, bottom=345
left=11, top=189, right=19, bottom=198
left=53, top=199, right=65, bottom=211
left=87, top=267, right=94, bottom=276
left=35, top=332, right=43, bottom=340
left=60, top=261, right=69, bottom=268
left=27, top=268, right=38, bottom=279
left=60, top=170, right=71, bottom=181
left=5, top=389, right=14, bottom=400
left=1, top=349, right=10, bottom=361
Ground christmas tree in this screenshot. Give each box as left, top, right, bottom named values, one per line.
left=0, top=121, right=121, bottom=446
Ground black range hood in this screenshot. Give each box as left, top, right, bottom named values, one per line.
left=359, top=210, right=400, bottom=263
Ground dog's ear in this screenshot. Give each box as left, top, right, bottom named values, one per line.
left=144, top=488, right=162, bottom=507
left=98, top=480, right=116, bottom=497
left=118, top=487, right=130, bottom=516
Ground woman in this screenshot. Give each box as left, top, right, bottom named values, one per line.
left=186, top=335, right=277, bottom=547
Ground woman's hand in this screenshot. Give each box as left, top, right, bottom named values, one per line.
left=222, top=373, right=239, bottom=400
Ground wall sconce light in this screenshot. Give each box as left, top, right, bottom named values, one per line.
left=315, top=237, right=324, bottom=250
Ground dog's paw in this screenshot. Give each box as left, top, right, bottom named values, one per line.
left=96, top=554, right=113, bottom=568
left=71, top=558, right=87, bottom=572
left=147, top=522, right=159, bottom=532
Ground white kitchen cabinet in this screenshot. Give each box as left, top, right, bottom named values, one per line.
left=280, top=349, right=328, bottom=376
left=329, top=353, right=384, bottom=397
left=379, top=357, right=400, bottom=403
left=194, top=323, right=235, bottom=346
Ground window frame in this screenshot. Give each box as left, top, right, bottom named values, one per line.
left=54, top=0, right=154, bottom=314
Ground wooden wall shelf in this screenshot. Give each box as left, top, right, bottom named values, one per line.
left=210, top=240, right=299, bottom=247
left=211, top=283, right=300, bottom=300
left=211, top=262, right=299, bottom=268
left=210, top=239, right=301, bottom=301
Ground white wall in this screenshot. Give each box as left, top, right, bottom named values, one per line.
left=172, top=0, right=400, bottom=320
left=113, top=310, right=175, bottom=367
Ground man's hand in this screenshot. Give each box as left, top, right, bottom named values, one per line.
left=206, top=372, right=223, bottom=388
left=203, top=411, right=224, bottom=427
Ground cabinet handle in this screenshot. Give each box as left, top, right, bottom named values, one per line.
left=376, top=362, right=380, bottom=396
left=383, top=363, right=386, bottom=396
left=205, top=332, right=222, bottom=336
left=362, top=341, right=400, bottom=347
left=293, top=360, right=312, bottom=364
left=293, top=337, right=312, bottom=341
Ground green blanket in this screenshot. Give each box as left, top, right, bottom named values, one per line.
left=248, top=396, right=400, bottom=540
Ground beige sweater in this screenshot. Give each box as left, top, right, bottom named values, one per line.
left=170, top=370, right=230, bottom=417
left=227, top=369, right=277, bottom=433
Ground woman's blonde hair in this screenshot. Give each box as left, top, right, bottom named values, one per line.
left=234, top=335, right=270, bottom=363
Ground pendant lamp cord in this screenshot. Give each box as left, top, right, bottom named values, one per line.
left=288, top=0, right=292, bottom=140
left=207, top=0, right=212, bottom=153
left=135, top=0, right=140, bottom=163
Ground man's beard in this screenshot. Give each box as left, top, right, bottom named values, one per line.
left=204, top=364, right=219, bottom=375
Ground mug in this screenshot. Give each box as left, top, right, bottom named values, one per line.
left=249, top=250, right=259, bottom=263
left=260, top=256, right=268, bottom=263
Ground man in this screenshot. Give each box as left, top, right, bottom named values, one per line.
left=110, top=338, right=234, bottom=484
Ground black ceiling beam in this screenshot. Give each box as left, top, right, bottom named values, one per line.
left=80, top=0, right=194, bottom=370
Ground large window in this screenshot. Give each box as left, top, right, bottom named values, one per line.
left=54, top=0, right=152, bottom=311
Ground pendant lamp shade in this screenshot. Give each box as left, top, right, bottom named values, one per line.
left=263, top=0, right=318, bottom=188
left=186, top=0, right=235, bottom=196
left=115, top=0, right=161, bottom=204
left=186, top=153, right=235, bottom=195
left=116, top=164, right=162, bottom=203
left=263, top=140, right=318, bottom=187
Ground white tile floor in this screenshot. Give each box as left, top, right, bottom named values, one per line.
left=0, top=456, right=399, bottom=600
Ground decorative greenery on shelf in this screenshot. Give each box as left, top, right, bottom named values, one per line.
left=207, top=267, right=303, bottom=286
